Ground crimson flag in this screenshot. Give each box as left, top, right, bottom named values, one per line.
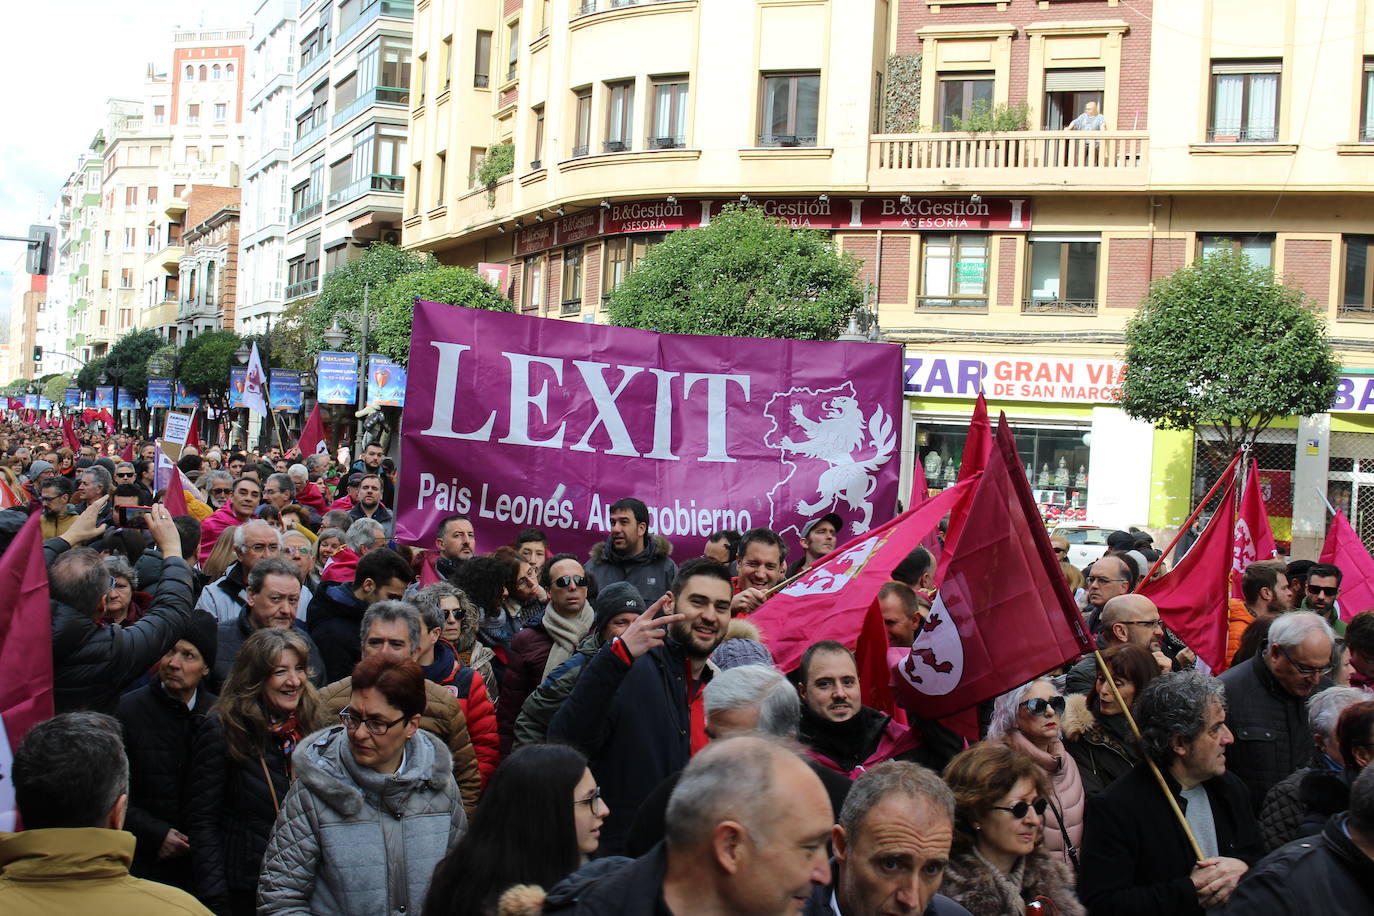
left=1138, top=473, right=1238, bottom=674
left=1230, top=460, right=1278, bottom=599
left=892, top=415, right=1092, bottom=720
left=751, top=481, right=974, bottom=712
left=0, top=477, right=24, bottom=510
left=119, top=440, right=135, bottom=462
left=186, top=409, right=200, bottom=451
left=418, top=549, right=444, bottom=586
left=0, top=513, right=54, bottom=830
left=1320, top=510, right=1374, bottom=623
left=298, top=404, right=329, bottom=458
left=940, top=392, right=992, bottom=565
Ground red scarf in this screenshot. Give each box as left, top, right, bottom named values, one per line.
left=268, top=712, right=302, bottom=774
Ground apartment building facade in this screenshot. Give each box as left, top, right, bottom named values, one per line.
left=239, top=0, right=299, bottom=334
left=406, top=0, right=1374, bottom=557
left=56, top=143, right=107, bottom=361
left=284, top=0, right=414, bottom=305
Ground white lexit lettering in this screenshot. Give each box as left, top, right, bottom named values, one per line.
left=420, top=341, right=750, bottom=461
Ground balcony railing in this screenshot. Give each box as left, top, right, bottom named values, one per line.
left=603, top=138, right=632, bottom=153
left=647, top=134, right=686, bottom=149
left=337, top=0, right=414, bottom=50
left=915, top=297, right=988, bottom=313
left=571, top=144, right=589, bottom=158
left=1205, top=126, right=1279, bottom=143
left=326, top=173, right=404, bottom=210
left=576, top=0, right=680, bottom=14
left=290, top=200, right=322, bottom=226
left=286, top=277, right=320, bottom=300
left=293, top=120, right=327, bottom=155
left=1021, top=298, right=1098, bottom=316
left=299, top=42, right=331, bottom=81
left=871, top=131, right=1149, bottom=171
left=332, top=86, right=410, bottom=129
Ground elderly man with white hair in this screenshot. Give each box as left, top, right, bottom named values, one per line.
left=1258, top=685, right=1367, bottom=850
left=624, top=663, right=854, bottom=857
left=1220, top=610, right=1337, bottom=813
left=194, top=519, right=284, bottom=623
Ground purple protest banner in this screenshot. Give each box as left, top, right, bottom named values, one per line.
left=396, top=300, right=904, bottom=556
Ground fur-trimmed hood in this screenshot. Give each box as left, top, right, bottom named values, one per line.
left=941, top=845, right=1085, bottom=916
left=1062, top=691, right=1096, bottom=741
left=589, top=533, right=674, bottom=565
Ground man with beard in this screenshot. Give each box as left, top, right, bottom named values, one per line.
left=796, top=640, right=926, bottom=778
left=586, top=497, right=678, bottom=604
left=550, top=557, right=733, bottom=855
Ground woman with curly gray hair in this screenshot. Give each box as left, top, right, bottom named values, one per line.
left=988, top=676, right=1084, bottom=869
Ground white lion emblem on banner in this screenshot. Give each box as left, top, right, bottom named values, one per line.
left=764, top=383, right=897, bottom=538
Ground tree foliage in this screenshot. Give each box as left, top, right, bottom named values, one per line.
left=177, top=330, right=243, bottom=403
left=1120, top=252, right=1340, bottom=454
left=267, top=298, right=316, bottom=371
left=76, top=356, right=107, bottom=392
left=371, top=266, right=514, bottom=361
left=42, top=373, right=73, bottom=405
left=104, top=328, right=164, bottom=398
left=308, top=243, right=436, bottom=358
left=605, top=204, right=863, bottom=340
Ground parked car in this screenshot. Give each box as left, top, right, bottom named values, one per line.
left=1049, top=524, right=1123, bottom=569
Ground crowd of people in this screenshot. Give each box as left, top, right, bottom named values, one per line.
left=0, top=420, right=1372, bottom=916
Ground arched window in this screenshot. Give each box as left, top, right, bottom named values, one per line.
left=199, top=65, right=207, bottom=80
left=185, top=65, right=194, bottom=80
left=226, top=63, right=235, bottom=78
left=212, top=64, right=221, bottom=79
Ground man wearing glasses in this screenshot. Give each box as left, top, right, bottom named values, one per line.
left=1301, top=563, right=1346, bottom=636
left=1083, top=554, right=1136, bottom=635
left=39, top=478, right=78, bottom=540
left=1220, top=611, right=1336, bottom=813
left=1065, top=594, right=1182, bottom=695
left=195, top=519, right=282, bottom=623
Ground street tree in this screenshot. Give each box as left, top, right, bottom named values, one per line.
left=308, top=243, right=434, bottom=357
left=1119, top=252, right=1340, bottom=455
left=42, top=373, right=73, bottom=406
left=605, top=204, right=864, bottom=340
left=104, top=329, right=164, bottom=401
left=76, top=356, right=107, bottom=393
left=177, top=330, right=243, bottom=405
left=371, top=266, right=513, bottom=361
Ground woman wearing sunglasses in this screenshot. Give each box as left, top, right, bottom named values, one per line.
left=1062, top=644, right=1160, bottom=798
left=989, top=678, right=1085, bottom=869
left=423, top=744, right=608, bottom=916
left=258, top=655, right=465, bottom=914
left=941, top=742, right=1084, bottom=916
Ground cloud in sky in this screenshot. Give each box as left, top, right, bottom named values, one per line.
left=0, top=0, right=256, bottom=234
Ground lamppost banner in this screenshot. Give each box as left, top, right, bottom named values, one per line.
left=367, top=355, right=407, bottom=408
left=64, top=388, right=81, bottom=407
left=317, top=351, right=359, bottom=405
left=146, top=378, right=174, bottom=409
left=269, top=369, right=303, bottom=412
left=396, top=300, right=904, bottom=557
left=228, top=368, right=247, bottom=409
left=94, top=387, right=113, bottom=409
left=174, top=382, right=200, bottom=409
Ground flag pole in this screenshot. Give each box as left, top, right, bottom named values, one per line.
left=1315, top=487, right=1337, bottom=517
left=1092, top=649, right=1205, bottom=862
left=1136, top=448, right=1244, bottom=588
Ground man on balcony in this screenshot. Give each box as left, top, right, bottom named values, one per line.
left=1067, top=101, right=1105, bottom=131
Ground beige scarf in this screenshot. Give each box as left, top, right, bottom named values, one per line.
left=541, top=603, right=594, bottom=680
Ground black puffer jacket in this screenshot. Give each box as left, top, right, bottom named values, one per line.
left=115, top=680, right=217, bottom=890
left=47, top=537, right=196, bottom=714
left=1259, top=764, right=1314, bottom=851
left=1218, top=646, right=1331, bottom=812
left=1221, top=813, right=1374, bottom=914
left=1294, top=766, right=1355, bottom=839
left=186, top=711, right=293, bottom=912
left=1062, top=693, right=1141, bottom=798
left=306, top=581, right=368, bottom=683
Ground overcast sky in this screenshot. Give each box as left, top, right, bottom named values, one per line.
left=0, top=0, right=257, bottom=237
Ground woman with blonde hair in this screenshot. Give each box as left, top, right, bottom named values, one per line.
left=188, top=627, right=328, bottom=915
left=202, top=525, right=241, bottom=582
left=940, top=742, right=1084, bottom=916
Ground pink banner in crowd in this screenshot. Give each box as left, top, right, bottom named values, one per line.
left=396, top=300, right=904, bottom=557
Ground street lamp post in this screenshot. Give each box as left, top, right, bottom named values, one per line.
left=322, top=283, right=373, bottom=459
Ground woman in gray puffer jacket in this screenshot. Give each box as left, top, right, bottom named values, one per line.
left=257, top=656, right=466, bottom=914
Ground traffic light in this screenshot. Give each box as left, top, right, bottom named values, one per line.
left=26, top=225, right=54, bottom=276
left=32, top=345, right=42, bottom=364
